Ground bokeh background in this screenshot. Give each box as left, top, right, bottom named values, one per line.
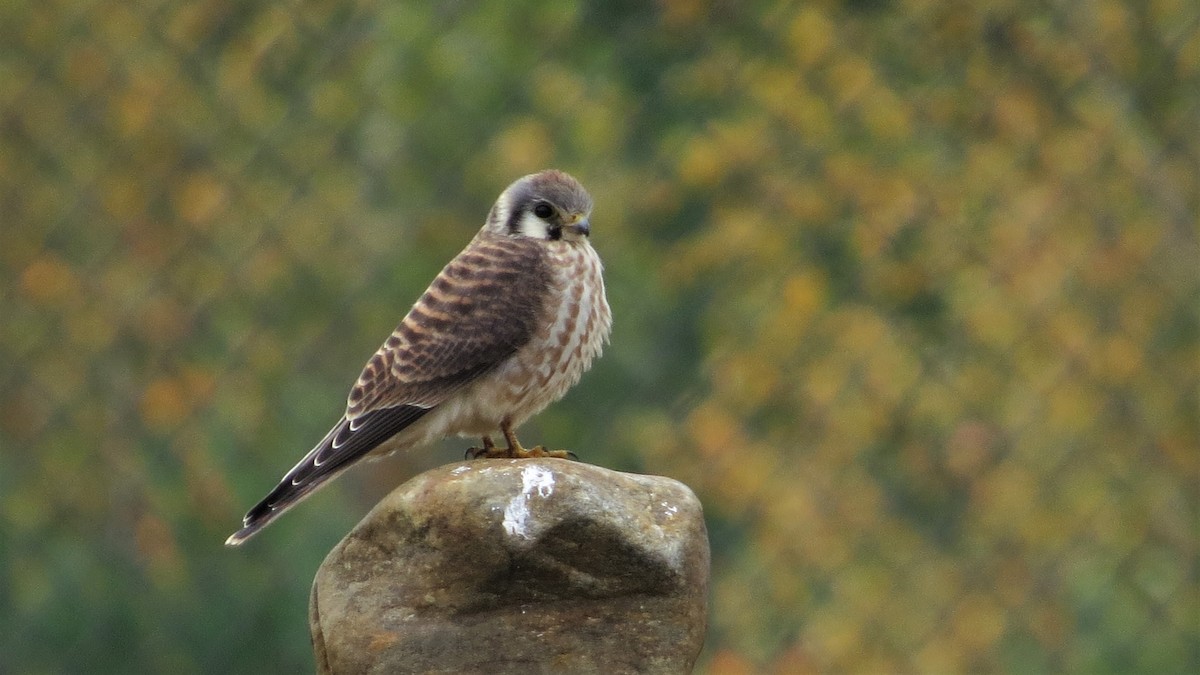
left=2, top=1, right=1197, bottom=672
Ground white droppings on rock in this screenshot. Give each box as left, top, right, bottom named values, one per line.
left=502, top=464, right=556, bottom=539
left=525, top=464, right=555, bottom=498
left=502, top=497, right=531, bottom=539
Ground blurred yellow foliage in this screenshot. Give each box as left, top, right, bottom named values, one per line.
left=21, top=255, right=80, bottom=307
left=1, top=1, right=1196, bottom=673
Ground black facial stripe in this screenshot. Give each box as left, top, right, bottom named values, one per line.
left=548, top=224, right=563, bottom=241
left=505, top=203, right=526, bottom=233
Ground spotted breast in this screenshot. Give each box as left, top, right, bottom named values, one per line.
left=484, top=237, right=611, bottom=430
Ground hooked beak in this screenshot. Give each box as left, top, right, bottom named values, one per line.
left=566, top=213, right=591, bottom=237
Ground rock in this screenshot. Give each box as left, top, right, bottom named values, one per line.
left=309, top=459, right=709, bottom=675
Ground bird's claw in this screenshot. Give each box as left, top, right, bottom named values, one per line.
left=464, top=439, right=577, bottom=460
left=465, top=435, right=500, bottom=459
left=521, top=445, right=577, bottom=460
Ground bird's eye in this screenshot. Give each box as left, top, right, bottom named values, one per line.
left=532, top=203, right=554, bottom=219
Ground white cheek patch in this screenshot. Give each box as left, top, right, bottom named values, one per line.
left=515, top=210, right=551, bottom=239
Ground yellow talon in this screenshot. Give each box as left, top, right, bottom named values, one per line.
left=524, top=445, right=576, bottom=459
left=464, top=423, right=578, bottom=460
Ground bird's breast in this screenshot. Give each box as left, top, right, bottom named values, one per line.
left=498, top=242, right=611, bottom=424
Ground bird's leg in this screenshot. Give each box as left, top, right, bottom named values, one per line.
left=465, top=435, right=499, bottom=460
left=501, top=421, right=529, bottom=457
left=503, top=420, right=576, bottom=460
left=467, top=422, right=577, bottom=459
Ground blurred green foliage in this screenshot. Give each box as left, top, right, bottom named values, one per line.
left=1, top=0, right=1197, bottom=672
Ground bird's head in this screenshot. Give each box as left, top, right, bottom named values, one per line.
left=484, top=170, right=594, bottom=243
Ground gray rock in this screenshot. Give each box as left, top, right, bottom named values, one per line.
left=310, top=459, right=709, bottom=675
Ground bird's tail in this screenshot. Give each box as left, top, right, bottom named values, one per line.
left=224, top=471, right=343, bottom=546
left=225, top=405, right=431, bottom=546
left=224, top=421, right=348, bottom=546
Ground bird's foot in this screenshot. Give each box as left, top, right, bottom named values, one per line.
left=517, top=445, right=578, bottom=460
left=465, top=436, right=577, bottom=460
left=465, top=436, right=502, bottom=459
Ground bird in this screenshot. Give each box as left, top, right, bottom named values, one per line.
left=225, top=170, right=611, bottom=546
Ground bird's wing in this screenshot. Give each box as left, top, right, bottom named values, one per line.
left=226, top=234, right=552, bottom=546
left=347, top=233, right=553, bottom=416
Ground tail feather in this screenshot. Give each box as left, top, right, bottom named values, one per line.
left=225, top=404, right=431, bottom=546
left=224, top=468, right=345, bottom=546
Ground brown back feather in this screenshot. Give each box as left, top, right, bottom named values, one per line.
left=347, top=232, right=552, bottom=416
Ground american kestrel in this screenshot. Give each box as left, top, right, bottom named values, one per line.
left=226, top=170, right=611, bottom=546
